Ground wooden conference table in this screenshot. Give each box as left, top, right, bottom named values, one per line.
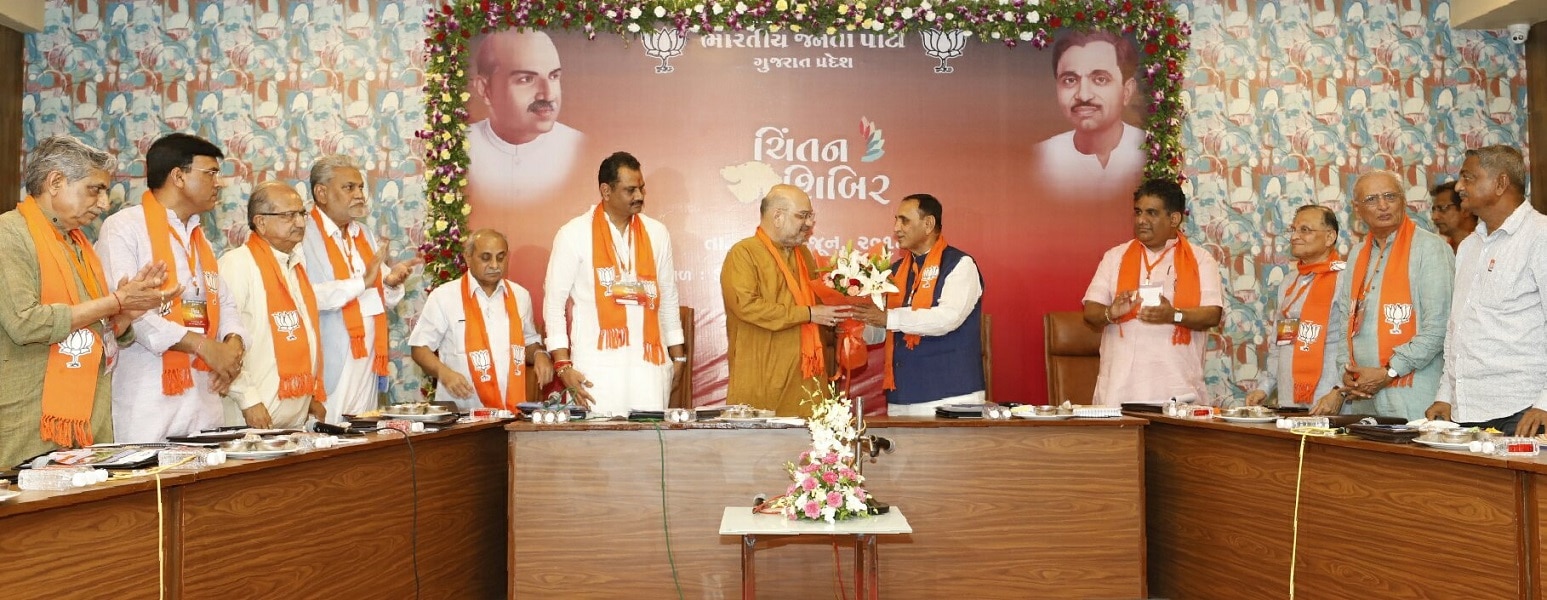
left=506, top=416, right=1148, bottom=599
left=1144, top=413, right=1547, bottom=600
left=0, top=421, right=508, bottom=600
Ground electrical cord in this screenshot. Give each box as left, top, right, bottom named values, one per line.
left=653, top=422, right=685, bottom=600
left=1287, top=426, right=1338, bottom=599
left=378, top=428, right=422, bottom=600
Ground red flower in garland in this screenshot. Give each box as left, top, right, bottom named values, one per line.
left=1048, top=15, right=1062, bottom=28
left=1144, top=42, right=1159, bottom=54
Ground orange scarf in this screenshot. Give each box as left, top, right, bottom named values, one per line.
left=310, top=208, right=388, bottom=375
left=1348, top=217, right=1417, bottom=388
left=755, top=226, right=822, bottom=378
left=20, top=197, right=107, bottom=447
left=461, top=276, right=526, bottom=409
left=589, top=204, right=665, bottom=364
left=142, top=191, right=222, bottom=395
left=246, top=234, right=325, bottom=402
left=882, top=235, right=949, bottom=390
left=1287, top=251, right=1341, bottom=404
left=1115, top=234, right=1201, bottom=345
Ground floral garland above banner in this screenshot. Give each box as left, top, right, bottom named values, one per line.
left=417, top=0, right=1190, bottom=285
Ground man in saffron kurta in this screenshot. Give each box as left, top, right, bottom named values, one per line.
left=97, top=134, right=248, bottom=443
left=0, top=136, right=167, bottom=467
left=219, top=183, right=327, bottom=429
left=1340, top=171, right=1452, bottom=420
left=722, top=184, right=850, bottom=416
left=1083, top=179, right=1224, bottom=405
left=544, top=152, right=686, bottom=417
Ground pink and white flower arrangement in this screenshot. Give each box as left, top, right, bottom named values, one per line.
left=782, top=381, right=871, bottom=523
left=816, top=241, right=899, bottom=307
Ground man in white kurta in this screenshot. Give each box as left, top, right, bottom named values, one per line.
left=410, top=230, right=551, bottom=412
left=97, top=135, right=247, bottom=442
left=301, top=155, right=416, bottom=420
left=466, top=29, right=585, bottom=206
left=219, top=183, right=324, bottom=429
left=544, top=153, right=686, bottom=416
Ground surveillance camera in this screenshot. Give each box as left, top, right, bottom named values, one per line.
left=1508, top=24, right=1530, bottom=45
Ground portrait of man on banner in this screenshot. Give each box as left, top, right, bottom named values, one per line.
left=466, top=29, right=587, bottom=207
left=1029, top=30, right=1148, bottom=202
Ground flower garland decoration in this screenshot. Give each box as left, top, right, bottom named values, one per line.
left=781, top=379, right=870, bottom=523
left=419, top=0, right=1190, bottom=288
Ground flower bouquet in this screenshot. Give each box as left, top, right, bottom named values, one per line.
left=780, top=380, right=871, bottom=523
left=812, top=241, right=899, bottom=374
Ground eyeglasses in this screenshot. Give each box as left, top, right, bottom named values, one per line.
left=1431, top=203, right=1457, bottom=213
left=786, top=209, right=816, bottom=222
left=1355, top=191, right=1403, bottom=207
left=185, top=166, right=222, bottom=178
left=255, top=210, right=308, bottom=220
left=1285, top=226, right=1331, bottom=237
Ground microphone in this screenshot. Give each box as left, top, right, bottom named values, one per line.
left=751, top=493, right=767, bottom=514
left=874, top=436, right=896, bottom=454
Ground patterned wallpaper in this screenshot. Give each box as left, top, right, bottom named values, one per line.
left=21, top=0, right=1528, bottom=404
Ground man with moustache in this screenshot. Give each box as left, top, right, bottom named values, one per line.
left=1429, top=181, right=1478, bottom=252
left=1243, top=205, right=1351, bottom=413
left=218, top=182, right=326, bottom=429
left=1082, top=179, right=1224, bottom=405
left=301, top=154, right=420, bottom=421
left=543, top=152, right=685, bottom=417
left=1340, top=170, right=1452, bottom=420
left=0, top=136, right=168, bottom=467
left=1031, top=30, right=1147, bottom=200
left=1427, top=146, right=1547, bottom=435
left=97, top=133, right=248, bottom=443
left=411, top=229, right=554, bottom=412
left=722, top=184, right=851, bottom=416
left=467, top=29, right=585, bottom=205
left=852, top=194, right=986, bottom=415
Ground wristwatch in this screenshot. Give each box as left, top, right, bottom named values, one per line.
left=1172, top=310, right=1183, bottom=323
left=1385, top=365, right=1399, bottom=379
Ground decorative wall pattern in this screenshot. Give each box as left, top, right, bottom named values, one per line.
left=22, top=0, right=1528, bottom=404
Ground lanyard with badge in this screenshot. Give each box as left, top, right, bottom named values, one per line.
left=600, top=221, right=656, bottom=306
left=1275, top=274, right=1317, bottom=346
left=1138, top=245, right=1173, bottom=307
left=167, top=225, right=210, bottom=333
left=1348, top=242, right=1391, bottom=338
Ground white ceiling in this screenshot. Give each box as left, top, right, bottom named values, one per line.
left=1452, top=0, right=1547, bottom=30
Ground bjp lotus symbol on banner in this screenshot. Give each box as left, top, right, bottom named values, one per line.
left=641, top=29, right=685, bottom=74
left=920, top=29, right=967, bottom=74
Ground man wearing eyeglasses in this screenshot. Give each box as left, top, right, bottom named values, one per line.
left=1341, top=171, right=1453, bottom=420
left=1244, top=205, right=1351, bottom=413
left=217, top=182, right=325, bottom=429
left=301, top=154, right=420, bottom=422
left=722, top=184, right=851, bottom=416
left=1428, top=181, right=1477, bottom=252
left=97, top=133, right=248, bottom=442
left=1427, top=146, right=1547, bottom=436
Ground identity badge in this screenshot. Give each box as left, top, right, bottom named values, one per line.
left=1275, top=319, right=1299, bottom=346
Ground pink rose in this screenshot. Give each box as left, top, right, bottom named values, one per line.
left=802, top=477, right=818, bottom=491
left=802, top=462, right=819, bottom=473
left=822, top=453, right=839, bottom=465
left=839, top=468, right=855, bottom=479
left=804, top=501, right=821, bottom=519
left=846, top=284, right=861, bottom=295
left=822, top=471, right=839, bottom=484
left=827, top=491, right=843, bottom=507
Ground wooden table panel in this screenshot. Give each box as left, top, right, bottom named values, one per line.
left=1146, top=417, right=1525, bottom=600
left=0, top=492, right=164, bottom=600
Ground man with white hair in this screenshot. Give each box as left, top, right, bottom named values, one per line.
left=301, top=154, right=420, bottom=420
left=1340, top=170, right=1453, bottom=420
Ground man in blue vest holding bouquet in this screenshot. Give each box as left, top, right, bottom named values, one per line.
left=853, top=194, right=986, bottom=415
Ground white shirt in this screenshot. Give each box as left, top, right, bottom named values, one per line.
left=218, top=243, right=320, bottom=428
left=1438, top=201, right=1547, bottom=422
left=543, top=208, right=685, bottom=361
left=467, top=119, right=585, bottom=205
left=299, top=213, right=405, bottom=388
left=1031, top=123, right=1147, bottom=201
left=884, top=254, right=983, bottom=336
left=95, top=203, right=247, bottom=442
left=408, top=276, right=541, bottom=410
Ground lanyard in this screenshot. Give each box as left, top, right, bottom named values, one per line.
left=166, top=222, right=205, bottom=297
left=1141, top=245, right=1174, bottom=284
left=1279, top=272, right=1319, bottom=320
left=602, top=219, right=636, bottom=277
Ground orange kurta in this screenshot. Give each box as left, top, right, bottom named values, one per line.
left=720, top=236, right=835, bottom=416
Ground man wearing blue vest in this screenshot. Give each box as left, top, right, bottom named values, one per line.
left=854, top=194, right=986, bottom=415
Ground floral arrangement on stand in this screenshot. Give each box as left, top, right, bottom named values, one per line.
left=778, top=380, right=871, bottom=523
left=419, top=0, right=1189, bottom=291
left=812, top=241, right=899, bottom=378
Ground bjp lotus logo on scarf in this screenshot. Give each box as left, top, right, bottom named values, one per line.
left=1383, top=303, right=1413, bottom=335
left=469, top=349, right=493, bottom=382
left=509, top=344, right=525, bottom=376
left=203, top=271, right=220, bottom=292
left=1296, top=321, right=1323, bottom=352
left=59, top=328, right=95, bottom=368
left=920, top=265, right=940, bottom=289
left=596, top=267, right=617, bottom=294
left=272, top=310, right=300, bottom=341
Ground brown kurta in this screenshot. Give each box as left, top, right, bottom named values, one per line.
left=720, top=235, right=834, bottom=417
left=0, top=210, right=119, bottom=469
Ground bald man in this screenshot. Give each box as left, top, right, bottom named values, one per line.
left=467, top=29, right=586, bottom=205
left=410, top=229, right=552, bottom=412
left=1340, top=170, right=1453, bottom=420
left=218, top=182, right=325, bottom=429
left=720, top=184, right=850, bottom=416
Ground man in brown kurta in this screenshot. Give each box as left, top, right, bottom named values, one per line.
left=720, top=185, right=849, bottom=416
